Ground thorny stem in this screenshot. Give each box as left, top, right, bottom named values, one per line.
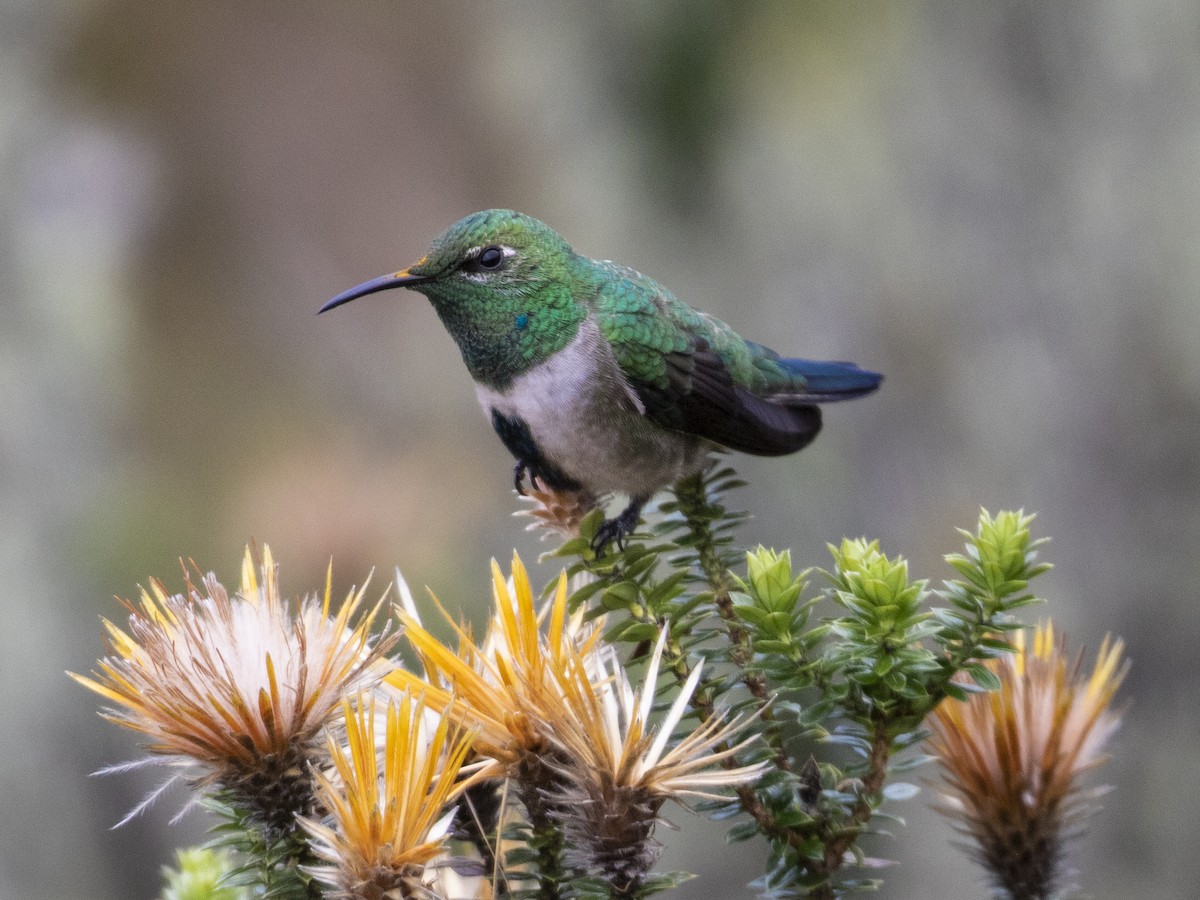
left=528, top=813, right=567, bottom=900
left=671, top=473, right=787, bottom=773
left=672, top=472, right=769, bottom=703
left=810, top=722, right=892, bottom=897
left=513, top=752, right=570, bottom=900
left=717, top=723, right=892, bottom=899
left=258, top=831, right=323, bottom=900
left=666, top=474, right=812, bottom=858
left=210, top=782, right=323, bottom=900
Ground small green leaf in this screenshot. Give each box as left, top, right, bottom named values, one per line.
left=735, top=605, right=770, bottom=626
left=966, top=663, right=1002, bottom=691
left=613, top=621, right=661, bottom=643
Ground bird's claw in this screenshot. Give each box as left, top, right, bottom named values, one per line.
left=590, top=500, right=645, bottom=558
left=513, top=460, right=529, bottom=496
left=590, top=520, right=627, bottom=558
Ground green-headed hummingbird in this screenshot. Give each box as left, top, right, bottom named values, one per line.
left=320, top=210, right=881, bottom=550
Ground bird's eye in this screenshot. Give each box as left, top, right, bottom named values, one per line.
left=477, top=246, right=505, bottom=270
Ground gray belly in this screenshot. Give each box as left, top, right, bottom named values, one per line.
left=475, top=320, right=703, bottom=499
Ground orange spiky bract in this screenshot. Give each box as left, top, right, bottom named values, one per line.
left=929, top=621, right=1127, bottom=899
left=513, top=475, right=603, bottom=539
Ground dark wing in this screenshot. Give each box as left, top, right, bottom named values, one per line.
left=589, top=267, right=823, bottom=456
left=646, top=339, right=823, bottom=456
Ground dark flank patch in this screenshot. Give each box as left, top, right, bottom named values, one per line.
left=489, top=409, right=582, bottom=491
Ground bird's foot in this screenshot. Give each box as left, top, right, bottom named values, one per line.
left=591, top=498, right=645, bottom=558
left=513, top=460, right=529, bottom=496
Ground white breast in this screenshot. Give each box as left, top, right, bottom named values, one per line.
left=475, top=317, right=702, bottom=499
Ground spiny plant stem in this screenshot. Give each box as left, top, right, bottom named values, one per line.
left=671, top=471, right=768, bottom=701
left=203, top=794, right=321, bottom=900
left=669, top=471, right=786, bottom=778
left=528, top=813, right=567, bottom=900
left=665, top=470, right=812, bottom=859
left=513, top=754, right=571, bottom=900
left=816, top=722, right=892, bottom=890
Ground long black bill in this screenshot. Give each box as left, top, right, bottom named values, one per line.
left=318, top=269, right=430, bottom=314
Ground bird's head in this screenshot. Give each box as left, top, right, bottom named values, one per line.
left=320, top=209, right=576, bottom=316
left=321, top=210, right=587, bottom=385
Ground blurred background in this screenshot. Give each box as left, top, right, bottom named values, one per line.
left=3, top=1, right=1197, bottom=897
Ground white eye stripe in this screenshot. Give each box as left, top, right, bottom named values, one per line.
left=464, top=244, right=516, bottom=261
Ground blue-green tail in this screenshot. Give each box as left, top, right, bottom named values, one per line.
left=779, top=358, right=883, bottom=402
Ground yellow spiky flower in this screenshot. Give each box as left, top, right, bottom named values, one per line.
left=388, top=551, right=614, bottom=888
left=540, top=632, right=767, bottom=889
left=928, top=621, right=1127, bottom=899
left=388, top=553, right=600, bottom=771
left=302, top=691, right=482, bottom=899
left=71, top=545, right=398, bottom=832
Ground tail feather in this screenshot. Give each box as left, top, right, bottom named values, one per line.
left=775, top=358, right=883, bottom=402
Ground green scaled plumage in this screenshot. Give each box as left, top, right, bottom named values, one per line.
left=393, top=210, right=587, bottom=388
left=320, top=209, right=882, bottom=550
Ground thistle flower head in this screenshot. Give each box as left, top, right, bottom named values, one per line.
left=550, top=633, right=765, bottom=803
left=303, top=691, right=480, bottom=899
left=71, top=545, right=399, bottom=831
left=929, top=621, right=1127, bottom=900
left=538, top=633, right=767, bottom=888
left=388, top=553, right=599, bottom=770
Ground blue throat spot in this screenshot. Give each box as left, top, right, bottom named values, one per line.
left=515, top=313, right=529, bottom=330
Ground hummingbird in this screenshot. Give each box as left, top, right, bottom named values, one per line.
left=320, top=209, right=881, bottom=551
